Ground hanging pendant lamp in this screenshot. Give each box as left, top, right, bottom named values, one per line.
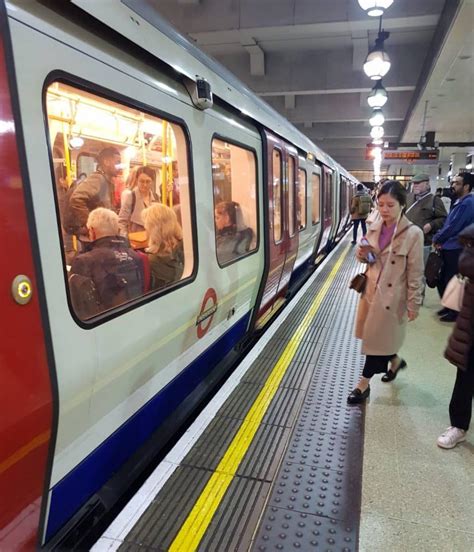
left=367, top=81, right=388, bottom=107
left=364, top=31, right=391, bottom=80
left=369, top=108, right=385, bottom=127
left=358, top=0, right=394, bottom=17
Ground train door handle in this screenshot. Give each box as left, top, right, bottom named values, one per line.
left=11, top=275, right=33, bottom=305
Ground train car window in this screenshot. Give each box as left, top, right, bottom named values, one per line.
left=273, top=149, right=282, bottom=242
left=45, top=81, right=194, bottom=322
left=311, top=172, right=320, bottom=224
left=212, top=138, right=258, bottom=266
left=298, top=168, right=307, bottom=231
left=288, top=156, right=296, bottom=237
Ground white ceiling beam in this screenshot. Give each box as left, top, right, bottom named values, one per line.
left=177, top=0, right=200, bottom=3
left=258, top=86, right=415, bottom=97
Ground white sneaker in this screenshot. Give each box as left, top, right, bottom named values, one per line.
left=437, top=426, right=467, bottom=449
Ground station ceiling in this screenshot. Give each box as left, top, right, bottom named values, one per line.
left=148, top=0, right=472, bottom=176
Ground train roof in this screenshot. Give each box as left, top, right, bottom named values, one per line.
left=67, top=0, right=357, bottom=183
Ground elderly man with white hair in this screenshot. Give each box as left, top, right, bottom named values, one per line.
left=405, top=173, right=447, bottom=264
left=69, top=207, right=146, bottom=319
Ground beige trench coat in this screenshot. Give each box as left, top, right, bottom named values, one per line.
left=354, top=215, right=424, bottom=355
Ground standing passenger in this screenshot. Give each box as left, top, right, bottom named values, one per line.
left=350, top=184, right=372, bottom=244
left=119, top=166, right=159, bottom=236
left=347, top=181, right=424, bottom=404
left=433, top=172, right=474, bottom=322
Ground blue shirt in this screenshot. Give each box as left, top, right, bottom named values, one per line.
left=433, top=193, right=474, bottom=250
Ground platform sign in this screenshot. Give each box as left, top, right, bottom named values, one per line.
left=382, top=149, right=439, bottom=165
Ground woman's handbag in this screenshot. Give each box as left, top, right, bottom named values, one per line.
left=441, top=275, right=466, bottom=312
left=349, top=267, right=368, bottom=294
left=425, top=250, right=443, bottom=288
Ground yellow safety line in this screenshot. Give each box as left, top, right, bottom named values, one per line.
left=169, top=245, right=350, bottom=552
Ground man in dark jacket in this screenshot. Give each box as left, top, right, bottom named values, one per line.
left=437, top=223, right=474, bottom=449
left=406, top=173, right=447, bottom=264
left=350, top=184, right=372, bottom=244
left=68, top=147, right=122, bottom=237
left=69, top=207, right=145, bottom=319
left=433, top=172, right=474, bottom=321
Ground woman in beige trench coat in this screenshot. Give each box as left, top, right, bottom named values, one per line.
left=348, top=181, right=424, bottom=404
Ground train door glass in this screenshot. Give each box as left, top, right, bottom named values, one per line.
left=273, top=149, right=282, bottom=242
left=288, top=155, right=296, bottom=236
left=298, top=168, right=307, bottom=230
left=45, top=81, right=195, bottom=323
left=311, top=172, right=320, bottom=224
left=211, top=138, right=258, bottom=266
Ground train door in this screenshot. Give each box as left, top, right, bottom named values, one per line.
left=0, top=6, right=54, bottom=548
left=255, top=131, right=298, bottom=327
left=320, top=165, right=334, bottom=249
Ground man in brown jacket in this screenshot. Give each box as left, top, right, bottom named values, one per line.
left=405, top=173, right=447, bottom=264
left=437, top=223, right=474, bottom=449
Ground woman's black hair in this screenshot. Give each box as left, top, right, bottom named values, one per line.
left=377, top=180, right=407, bottom=208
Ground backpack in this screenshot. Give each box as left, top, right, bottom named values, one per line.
left=358, top=195, right=372, bottom=217
left=100, top=249, right=144, bottom=308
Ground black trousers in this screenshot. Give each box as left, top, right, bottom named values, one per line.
left=449, top=348, right=474, bottom=431
left=352, top=219, right=367, bottom=242
left=437, top=248, right=461, bottom=298
left=362, top=354, right=396, bottom=379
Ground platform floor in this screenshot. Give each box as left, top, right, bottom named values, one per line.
left=92, top=236, right=473, bottom=552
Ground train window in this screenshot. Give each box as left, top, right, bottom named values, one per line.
left=288, top=156, right=296, bottom=237
left=311, top=172, right=320, bottom=224
left=273, top=149, right=282, bottom=242
left=45, top=81, right=194, bottom=322
left=298, top=168, right=307, bottom=230
left=212, top=138, right=258, bottom=266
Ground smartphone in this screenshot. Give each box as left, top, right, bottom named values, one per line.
left=360, top=237, right=376, bottom=264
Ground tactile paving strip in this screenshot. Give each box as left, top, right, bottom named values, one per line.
left=251, top=240, right=365, bottom=551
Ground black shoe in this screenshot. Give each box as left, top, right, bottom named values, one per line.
left=437, top=307, right=450, bottom=316
left=347, top=386, right=370, bottom=404
left=351, top=240, right=357, bottom=245
left=440, top=311, right=458, bottom=322
left=381, top=359, right=407, bottom=382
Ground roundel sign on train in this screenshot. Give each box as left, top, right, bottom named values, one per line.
left=196, top=287, right=218, bottom=338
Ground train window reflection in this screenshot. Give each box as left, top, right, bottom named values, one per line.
left=311, top=173, right=320, bottom=224
left=298, top=168, right=307, bottom=230
left=45, top=81, right=194, bottom=322
left=212, top=138, right=257, bottom=266
left=273, top=149, right=282, bottom=242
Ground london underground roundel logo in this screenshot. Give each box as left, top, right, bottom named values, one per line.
left=196, top=287, right=218, bottom=338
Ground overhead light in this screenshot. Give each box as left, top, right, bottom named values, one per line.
left=369, top=108, right=385, bottom=127
left=364, top=31, right=391, bottom=80
left=68, top=136, right=84, bottom=149
left=358, top=0, right=394, bottom=17
left=370, top=126, right=384, bottom=139
left=372, top=138, right=383, bottom=145
left=367, top=81, right=388, bottom=108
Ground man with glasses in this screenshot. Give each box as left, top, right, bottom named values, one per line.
left=433, top=172, right=474, bottom=322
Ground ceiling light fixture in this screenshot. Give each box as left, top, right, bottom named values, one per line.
left=372, top=138, right=383, bottom=145
left=369, top=108, right=385, bottom=127
left=367, top=80, right=388, bottom=107
left=358, top=0, right=394, bottom=17
left=370, top=125, right=384, bottom=139
left=364, top=30, right=391, bottom=80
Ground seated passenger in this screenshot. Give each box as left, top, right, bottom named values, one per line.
left=142, top=203, right=184, bottom=290
left=215, top=201, right=253, bottom=264
left=69, top=207, right=145, bottom=319
left=118, top=166, right=159, bottom=236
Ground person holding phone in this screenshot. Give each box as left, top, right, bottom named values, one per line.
left=347, top=181, right=425, bottom=404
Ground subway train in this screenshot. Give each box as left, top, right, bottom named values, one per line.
left=0, top=1, right=358, bottom=549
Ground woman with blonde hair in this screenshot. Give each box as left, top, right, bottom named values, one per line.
left=119, top=165, right=160, bottom=236
left=142, top=203, right=184, bottom=290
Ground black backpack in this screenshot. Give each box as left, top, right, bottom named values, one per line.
left=69, top=273, right=101, bottom=319
left=100, top=249, right=144, bottom=308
